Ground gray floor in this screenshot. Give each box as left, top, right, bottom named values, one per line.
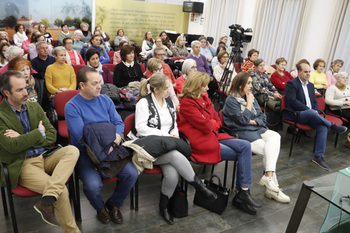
left=1, top=125, right=350, bottom=233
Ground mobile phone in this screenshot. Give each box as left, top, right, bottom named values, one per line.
left=42, top=145, right=63, bottom=157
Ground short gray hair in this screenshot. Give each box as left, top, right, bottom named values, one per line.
left=36, top=41, right=47, bottom=50
left=334, top=72, right=348, bottom=79
left=152, top=47, right=165, bottom=56
left=331, top=59, right=344, bottom=68
left=253, top=58, right=264, bottom=67
left=182, top=59, right=196, bottom=75
left=191, top=40, right=200, bottom=48
left=52, top=46, right=66, bottom=56
left=4, top=45, right=24, bottom=60
left=74, top=30, right=82, bottom=36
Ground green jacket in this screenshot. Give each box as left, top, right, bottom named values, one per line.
left=0, top=100, right=57, bottom=188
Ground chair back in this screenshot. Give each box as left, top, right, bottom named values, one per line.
left=219, top=110, right=224, bottom=124
left=171, top=57, right=185, bottom=61
left=54, top=90, right=80, bottom=117
left=124, top=114, right=135, bottom=138
left=271, top=64, right=277, bottom=69
left=316, top=96, right=326, bottom=111
left=104, top=63, right=116, bottom=73
left=234, top=62, right=241, bottom=72
left=139, top=63, right=145, bottom=74
left=281, top=95, right=286, bottom=111
left=73, top=64, right=86, bottom=76
left=107, top=51, right=115, bottom=64
left=0, top=95, right=2, bottom=103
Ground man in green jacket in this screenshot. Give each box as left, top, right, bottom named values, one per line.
left=0, top=71, right=80, bottom=233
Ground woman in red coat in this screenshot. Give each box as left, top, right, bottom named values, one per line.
left=270, top=57, right=293, bottom=94
left=178, top=71, right=260, bottom=215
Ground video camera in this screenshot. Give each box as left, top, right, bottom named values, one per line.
left=229, top=24, right=253, bottom=45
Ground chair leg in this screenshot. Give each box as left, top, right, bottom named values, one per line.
left=334, top=133, right=339, bottom=147
left=135, top=179, right=139, bottom=211
left=4, top=181, right=18, bottom=233
left=231, top=161, right=237, bottom=190
left=73, top=168, right=81, bottom=222
left=223, top=161, right=228, bottom=187
left=202, top=165, right=206, bottom=174
left=211, top=165, right=215, bottom=175
left=130, top=187, right=134, bottom=210
left=289, top=129, right=296, bottom=157
left=68, top=175, right=77, bottom=218
left=1, top=186, right=8, bottom=217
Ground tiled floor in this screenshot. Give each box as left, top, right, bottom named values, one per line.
left=1, top=124, right=350, bottom=233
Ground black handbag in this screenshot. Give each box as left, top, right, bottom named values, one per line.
left=193, top=175, right=230, bottom=215
left=168, top=185, right=188, bottom=218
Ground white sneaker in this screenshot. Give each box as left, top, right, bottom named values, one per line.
left=265, top=189, right=290, bottom=203
left=259, top=175, right=280, bottom=192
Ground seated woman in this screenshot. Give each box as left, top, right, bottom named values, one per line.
left=38, top=23, right=53, bottom=45
left=63, top=37, right=85, bottom=65
left=153, top=36, right=173, bottom=58
left=0, top=42, right=10, bottom=68
left=57, top=24, right=73, bottom=46
left=45, top=47, right=76, bottom=96
left=270, top=57, right=294, bottom=94
left=95, top=25, right=110, bottom=49
left=251, top=58, right=282, bottom=112
left=159, top=31, right=172, bottom=49
left=211, top=45, right=226, bottom=70
left=93, top=30, right=111, bottom=51
left=114, top=29, right=129, bottom=49
left=113, top=45, right=143, bottom=88
left=199, top=36, right=216, bottom=68
left=325, top=72, right=350, bottom=122
left=85, top=35, right=110, bottom=64
left=29, top=33, right=53, bottom=60
left=86, top=48, right=113, bottom=84
left=241, top=49, right=259, bottom=73
left=21, top=28, right=32, bottom=55
left=326, top=59, right=344, bottom=86
left=171, top=35, right=189, bottom=58
left=113, top=40, right=128, bottom=64
left=141, top=31, right=154, bottom=58
left=80, top=22, right=92, bottom=44
left=187, top=40, right=211, bottom=75
left=147, top=58, right=179, bottom=110
left=175, top=58, right=197, bottom=95
left=310, top=58, right=328, bottom=95
left=13, top=23, right=27, bottom=47
left=213, top=50, right=236, bottom=90
left=8, top=56, right=51, bottom=112
left=223, top=71, right=290, bottom=203
left=178, top=71, right=260, bottom=215
left=218, top=35, right=232, bottom=55
left=132, top=73, right=217, bottom=224
left=72, top=30, right=85, bottom=53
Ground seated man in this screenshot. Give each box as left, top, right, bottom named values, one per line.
left=65, top=67, right=138, bottom=224
left=0, top=71, right=80, bottom=232
left=30, top=41, right=55, bottom=78
left=284, top=60, right=348, bottom=170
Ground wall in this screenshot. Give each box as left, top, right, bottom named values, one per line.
left=187, top=0, right=206, bottom=35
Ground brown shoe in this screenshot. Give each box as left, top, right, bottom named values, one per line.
left=97, top=208, right=111, bottom=224
left=34, top=199, right=60, bottom=227
left=105, top=200, right=123, bottom=224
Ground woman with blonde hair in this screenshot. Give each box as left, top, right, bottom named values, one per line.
left=38, top=23, right=53, bottom=44
left=80, top=22, right=92, bottom=44
left=171, top=35, right=189, bottom=58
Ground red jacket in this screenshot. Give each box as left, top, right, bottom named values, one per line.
left=270, top=70, right=293, bottom=93
left=178, top=95, right=233, bottom=164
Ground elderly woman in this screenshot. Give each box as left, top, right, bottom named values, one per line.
left=171, top=35, right=189, bottom=58
left=72, top=30, right=85, bottom=52
left=187, top=40, right=211, bottom=75
left=175, top=58, right=197, bottom=95
left=153, top=36, right=172, bottom=58
left=213, top=50, right=236, bottom=85
left=178, top=71, right=260, bottom=215
left=159, top=31, right=172, bottom=49
left=251, top=58, right=282, bottom=112
left=29, top=33, right=53, bottom=60
left=86, top=48, right=113, bottom=84
left=63, top=37, right=85, bottom=65
left=270, top=57, right=294, bottom=93
left=38, top=23, right=52, bottom=44
left=45, top=46, right=76, bottom=96
left=326, top=59, right=344, bottom=86
left=113, top=45, right=143, bottom=88
left=310, top=58, right=328, bottom=94
left=113, top=40, right=128, bottom=65
left=199, top=36, right=216, bottom=67
left=80, top=22, right=92, bottom=44
left=57, top=24, right=73, bottom=46
left=0, top=42, right=10, bottom=67
left=0, top=45, right=24, bottom=74
left=325, top=72, right=350, bottom=122
left=223, top=72, right=290, bottom=203
left=13, top=24, right=27, bottom=47
left=241, top=49, right=259, bottom=73
left=21, top=28, right=33, bottom=55
left=141, top=31, right=154, bottom=57
left=85, top=35, right=110, bottom=64
left=114, top=29, right=129, bottom=48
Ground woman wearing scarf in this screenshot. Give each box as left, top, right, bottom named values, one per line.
left=13, top=24, right=28, bottom=47
left=63, top=37, right=85, bottom=66
left=85, top=48, right=113, bottom=84
left=141, top=31, right=154, bottom=57
left=223, top=72, right=290, bottom=204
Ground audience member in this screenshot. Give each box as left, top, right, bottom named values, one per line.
left=178, top=71, right=260, bottom=215
left=223, top=71, right=290, bottom=203
left=326, top=59, right=344, bottom=86
left=38, top=23, right=52, bottom=44
left=57, top=24, right=73, bottom=46
left=85, top=35, right=110, bottom=64
left=30, top=41, right=55, bottom=78
left=159, top=31, right=172, bottom=49
left=218, top=35, right=232, bottom=54
left=199, top=36, right=216, bottom=67
left=65, top=67, right=138, bottom=225
left=73, top=30, right=85, bottom=52
left=113, top=45, right=143, bottom=87
left=114, top=29, right=129, bottom=48
left=175, top=58, right=197, bottom=95
left=93, top=30, right=111, bottom=51
left=141, top=31, right=154, bottom=57
left=0, top=42, right=10, bottom=67
left=187, top=40, right=211, bottom=75
left=0, top=45, right=24, bottom=74
left=0, top=30, right=10, bottom=42
left=13, top=24, right=27, bottom=47
left=63, top=37, right=85, bottom=65
left=213, top=50, right=236, bottom=85
left=95, top=25, right=110, bottom=47
left=310, top=58, right=328, bottom=94
left=284, top=59, right=347, bottom=170
left=113, top=40, right=128, bottom=64
left=270, top=57, right=294, bottom=93
left=0, top=35, right=9, bottom=44
left=29, top=33, right=53, bottom=60
left=45, top=47, right=76, bottom=96
left=146, top=47, right=176, bottom=84
left=80, top=22, right=92, bottom=44
left=241, top=49, right=259, bottom=73
left=171, top=35, right=189, bottom=58
left=153, top=36, right=172, bottom=58
left=86, top=48, right=113, bottom=84
left=0, top=70, right=80, bottom=232
left=21, top=28, right=32, bottom=54
left=211, top=45, right=226, bottom=69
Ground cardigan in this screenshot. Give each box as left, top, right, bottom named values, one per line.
left=270, top=70, right=294, bottom=93
left=325, top=85, right=350, bottom=110
left=310, top=70, right=328, bottom=89
left=0, top=101, right=56, bottom=188
left=113, top=62, right=143, bottom=87
left=45, top=62, right=77, bottom=95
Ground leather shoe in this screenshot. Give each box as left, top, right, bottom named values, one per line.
left=232, top=194, right=256, bottom=215
left=34, top=199, right=60, bottom=227
left=236, top=189, right=262, bottom=208
left=105, top=200, right=123, bottom=224
left=330, top=124, right=348, bottom=134
left=312, top=156, right=330, bottom=170
left=97, top=208, right=111, bottom=224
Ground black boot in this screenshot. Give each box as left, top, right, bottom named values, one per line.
left=236, top=189, right=261, bottom=208
left=232, top=193, right=257, bottom=215
left=189, top=176, right=217, bottom=201
left=159, top=192, right=173, bottom=225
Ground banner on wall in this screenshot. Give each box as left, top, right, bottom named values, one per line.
left=96, top=0, right=189, bottom=46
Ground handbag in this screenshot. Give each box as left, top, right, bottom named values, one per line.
left=168, top=185, right=188, bottom=218
left=193, top=175, right=230, bottom=215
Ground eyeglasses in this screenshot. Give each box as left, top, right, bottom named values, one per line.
left=155, top=66, right=164, bottom=72
left=340, top=76, right=348, bottom=80
left=222, top=56, right=229, bottom=59
left=155, top=53, right=166, bottom=57
left=65, top=42, right=73, bottom=45
left=191, top=66, right=197, bottom=69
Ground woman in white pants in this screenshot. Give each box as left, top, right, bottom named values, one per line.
left=222, top=71, right=290, bottom=203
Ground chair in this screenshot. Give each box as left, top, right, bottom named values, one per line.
left=271, top=64, right=277, bottom=70
left=73, top=64, right=86, bottom=76
left=281, top=96, right=315, bottom=157
left=104, top=63, right=116, bottom=73
left=0, top=95, right=2, bottom=103
left=107, top=51, right=115, bottom=64
left=234, top=62, right=241, bottom=72
left=139, top=62, right=145, bottom=75
left=123, top=114, right=163, bottom=211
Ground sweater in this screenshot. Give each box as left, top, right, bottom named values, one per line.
left=13, top=32, right=28, bottom=47
left=30, top=55, right=55, bottom=78
left=73, top=40, right=85, bottom=53
left=114, top=36, right=129, bottom=47
left=171, top=46, right=189, bottom=57
left=21, top=39, right=30, bottom=54
left=187, top=53, right=211, bottom=75
left=270, top=70, right=294, bottom=93
left=310, top=70, right=328, bottom=89
left=57, top=31, right=73, bottom=46
left=325, top=85, right=350, bottom=110
left=81, top=31, right=92, bottom=44
left=326, top=70, right=336, bottom=86
left=113, top=62, right=143, bottom=87
left=45, top=62, right=77, bottom=95
left=200, top=46, right=216, bottom=65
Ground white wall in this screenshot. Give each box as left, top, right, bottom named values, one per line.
left=187, top=0, right=206, bottom=35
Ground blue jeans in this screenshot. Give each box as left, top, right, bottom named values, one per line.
left=219, top=139, right=252, bottom=190
left=298, top=109, right=331, bottom=157
left=78, top=152, right=138, bottom=211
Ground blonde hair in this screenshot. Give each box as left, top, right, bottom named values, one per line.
left=139, top=73, right=169, bottom=97
left=175, top=35, right=185, bottom=47
left=147, top=58, right=163, bottom=73
left=179, top=72, right=210, bottom=99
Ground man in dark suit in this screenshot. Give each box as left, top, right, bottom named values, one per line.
left=284, top=59, right=347, bottom=170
